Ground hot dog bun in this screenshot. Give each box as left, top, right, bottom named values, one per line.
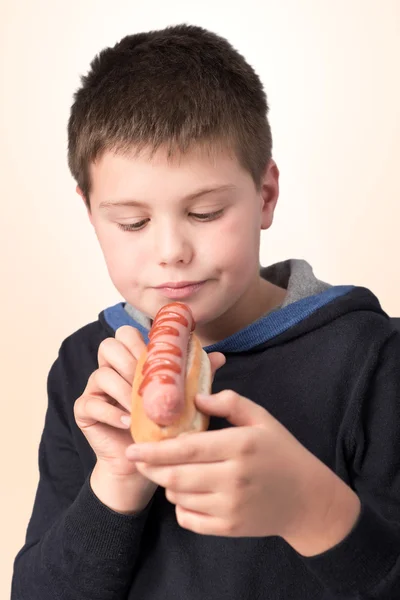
left=130, top=332, right=212, bottom=443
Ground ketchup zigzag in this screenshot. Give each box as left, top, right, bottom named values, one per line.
left=138, top=303, right=195, bottom=397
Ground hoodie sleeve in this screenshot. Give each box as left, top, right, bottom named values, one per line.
left=11, top=354, right=150, bottom=600
left=300, top=330, right=400, bottom=598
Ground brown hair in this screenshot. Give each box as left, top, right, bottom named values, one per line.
left=67, top=24, right=272, bottom=204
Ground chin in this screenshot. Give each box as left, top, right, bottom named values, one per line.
left=189, top=299, right=229, bottom=328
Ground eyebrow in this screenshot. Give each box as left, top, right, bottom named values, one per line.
left=99, top=184, right=237, bottom=209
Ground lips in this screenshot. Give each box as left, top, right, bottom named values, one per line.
left=155, top=281, right=206, bottom=299
left=155, top=281, right=205, bottom=289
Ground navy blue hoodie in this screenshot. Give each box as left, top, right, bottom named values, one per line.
left=12, top=260, right=400, bottom=599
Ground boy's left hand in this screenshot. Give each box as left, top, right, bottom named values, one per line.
left=126, top=390, right=360, bottom=555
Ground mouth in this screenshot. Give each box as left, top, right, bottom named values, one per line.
left=154, top=280, right=207, bottom=299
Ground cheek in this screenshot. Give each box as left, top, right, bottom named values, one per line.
left=210, top=213, right=260, bottom=266
left=95, top=226, right=146, bottom=283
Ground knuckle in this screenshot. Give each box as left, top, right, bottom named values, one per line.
left=85, top=369, right=98, bottom=389
left=220, top=519, right=237, bottom=537
left=97, top=337, right=115, bottom=361
left=74, top=391, right=93, bottom=416
left=231, top=464, right=250, bottom=489
left=165, top=488, right=176, bottom=504
left=238, top=432, right=256, bottom=457
left=91, top=367, right=104, bottom=388
left=220, top=389, right=240, bottom=410
left=91, top=368, right=104, bottom=391
left=176, top=506, right=187, bottom=529
left=229, top=520, right=239, bottom=535
left=82, top=395, right=96, bottom=417
left=184, top=443, right=199, bottom=462
left=165, top=469, right=179, bottom=490
left=73, top=395, right=82, bottom=418
left=73, top=395, right=93, bottom=428
left=220, top=389, right=235, bottom=401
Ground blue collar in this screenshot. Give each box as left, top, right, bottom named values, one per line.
left=103, top=286, right=353, bottom=353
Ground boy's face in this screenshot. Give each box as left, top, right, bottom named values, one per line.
left=80, top=145, right=279, bottom=344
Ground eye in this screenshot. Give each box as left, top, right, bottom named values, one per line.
left=189, top=209, right=224, bottom=221
left=117, top=219, right=149, bottom=232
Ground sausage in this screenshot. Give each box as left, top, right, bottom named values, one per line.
left=130, top=301, right=213, bottom=442
left=139, top=302, right=195, bottom=426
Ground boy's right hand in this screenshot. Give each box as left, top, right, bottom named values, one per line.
left=74, top=326, right=157, bottom=514
left=74, top=326, right=226, bottom=515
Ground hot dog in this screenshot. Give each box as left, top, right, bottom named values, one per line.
left=130, top=302, right=212, bottom=443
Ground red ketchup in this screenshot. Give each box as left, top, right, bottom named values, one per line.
left=139, top=302, right=195, bottom=425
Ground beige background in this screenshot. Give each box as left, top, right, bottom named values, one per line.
left=1, top=0, right=399, bottom=596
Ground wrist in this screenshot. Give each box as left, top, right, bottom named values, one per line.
left=90, top=462, right=157, bottom=515
left=283, top=464, right=361, bottom=557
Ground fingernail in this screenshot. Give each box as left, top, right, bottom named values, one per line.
left=120, top=415, right=131, bottom=427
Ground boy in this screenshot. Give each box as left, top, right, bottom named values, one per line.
left=12, top=24, right=400, bottom=599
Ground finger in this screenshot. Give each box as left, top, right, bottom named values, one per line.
left=166, top=490, right=224, bottom=517
left=135, top=461, right=225, bottom=492
left=195, top=389, right=269, bottom=427
left=115, top=325, right=147, bottom=362
left=84, top=367, right=133, bottom=411
left=74, top=394, right=131, bottom=430
left=208, top=352, right=226, bottom=379
left=126, top=426, right=251, bottom=464
left=175, top=506, right=231, bottom=537
left=98, top=326, right=146, bottom=378
left=97, top=337, right=137, bottom=385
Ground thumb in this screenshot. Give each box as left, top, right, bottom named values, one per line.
left=207, top=352, right=226, bottom=379
left=195, top=389, right=269, bottom=428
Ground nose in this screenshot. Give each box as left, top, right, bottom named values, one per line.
left=155, top=221, right=193, bottom=266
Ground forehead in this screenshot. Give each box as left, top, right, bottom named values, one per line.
left=89, top=143, right=252, bottom=203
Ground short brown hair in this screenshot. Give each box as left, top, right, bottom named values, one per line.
left=67, top=24, right=272, bottom=204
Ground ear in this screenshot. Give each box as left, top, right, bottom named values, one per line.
left=76, top=185, right=93, bottom=224
left=260, top=159, right=279, bottom=230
